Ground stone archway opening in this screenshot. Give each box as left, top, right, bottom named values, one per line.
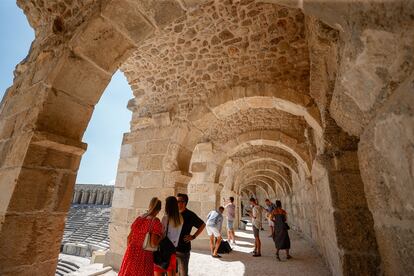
left=1, top=1, right=413, bottom=276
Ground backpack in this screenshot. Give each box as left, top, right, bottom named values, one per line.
left=217, top=240, right=232, bottom=254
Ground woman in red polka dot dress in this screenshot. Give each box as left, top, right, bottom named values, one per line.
left=118, top=197, right=163, bottom=276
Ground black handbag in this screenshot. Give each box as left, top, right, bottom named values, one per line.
left=154, top=220, right=176, bottom=270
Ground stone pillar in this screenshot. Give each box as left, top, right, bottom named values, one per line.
left=88, top=190, right=97, bottom=204
left=108, top=191, right=113, bottom=206
left=105, top=114, right=188, bottom=270
left=96, top=190, right=104, bottom=205
left=72, top=190, right=78, bottom=204
left=103, top=191, right=111, bottom=205
left=81, top=191, right=89, bottom=204
left=187, top=143, right=221, bottom=238
left=311, top=116, right=381, bottom=276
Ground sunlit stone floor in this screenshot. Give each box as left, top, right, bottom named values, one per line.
left=188, top=223, right=331, bottom=276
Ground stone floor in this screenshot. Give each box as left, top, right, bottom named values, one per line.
left=188, top=223, right=331, bottom=276
left=91, top=222, right=330, bottom=276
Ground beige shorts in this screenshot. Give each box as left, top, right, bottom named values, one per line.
left=206, top=225, right=221, bottom=237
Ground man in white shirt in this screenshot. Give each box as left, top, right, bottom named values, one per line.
left=206, top=206, right=224, bottom=258
left=248, top=198, right=262, bottom=257
left=224, top=197, right=236, bottom=244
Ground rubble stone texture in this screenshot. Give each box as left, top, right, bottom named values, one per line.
left=0, top=0, right=413, bottom=276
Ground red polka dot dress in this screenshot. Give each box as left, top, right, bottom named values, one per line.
left=118, top=216, right=162, bottom=276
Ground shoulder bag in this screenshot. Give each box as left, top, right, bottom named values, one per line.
left=142, top=217, right=159, bottom=252
left=154, top=219, right=177, bottom=270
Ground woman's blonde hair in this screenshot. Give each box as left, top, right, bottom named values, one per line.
left=146, top=197, right=162, bottom=216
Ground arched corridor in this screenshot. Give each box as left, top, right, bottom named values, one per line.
left=0, top=1, right=413, bottom=276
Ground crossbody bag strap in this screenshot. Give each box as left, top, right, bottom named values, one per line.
left=145, top=215, right=155, bottom=233
left=166, top=217, right=170, bottom=236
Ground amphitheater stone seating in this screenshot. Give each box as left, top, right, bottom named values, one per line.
left=61, top=184, right=113, bottom=258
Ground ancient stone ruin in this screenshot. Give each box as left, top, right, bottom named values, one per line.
left=0, top=0, right=413, bottom=275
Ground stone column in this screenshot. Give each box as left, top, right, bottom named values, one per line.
left=88, top=190, right=97, bottom=205
left=81, top=191, right=90, bottom=204
left=187, top=143, right=221, bottom=238
left=310, top=116, right=381, bottom=276
left=103, top=191, right=111, bottom=205
left=105, top=113, right=188, bottom=269
left=72, top=190, right=78, bottom=204
left=96, top=190, right=104, bottom=205
left=108, top=191, right=113, bottom=206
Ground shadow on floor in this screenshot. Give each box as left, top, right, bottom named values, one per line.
left=188, top=221, right=331, bottom=276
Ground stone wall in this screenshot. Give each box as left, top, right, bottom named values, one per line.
left=0, top=1, right=412, bottom=276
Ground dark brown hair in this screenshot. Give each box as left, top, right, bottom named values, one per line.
left=165, top=196, right=183, bottom=227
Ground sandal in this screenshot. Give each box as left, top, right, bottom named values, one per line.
left=252, top=253, right=261, bottom=257
left=212, top=255, right=222, bottom=258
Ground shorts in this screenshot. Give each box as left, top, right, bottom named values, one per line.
left=268, top=218, right=274, bottom=227
left=253, top=226, right=260, bottom=238
left=206, top=225, right=221, bottom=237
left=154, top=253, right=177, bottom=272
left=227, top=220, right=234, bottom=230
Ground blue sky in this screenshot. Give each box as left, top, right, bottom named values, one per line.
left=0, top=1, right=132, bottom=185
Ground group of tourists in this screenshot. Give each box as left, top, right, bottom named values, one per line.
left=118, top=194, right=204, bottom=276
left=118, top=194, right=291, bottom=276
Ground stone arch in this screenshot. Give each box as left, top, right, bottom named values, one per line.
left=233, top=163, right=292, bottom=194
left=189, top=86, right=322, bottom=136
left=240, top=180, right=275, bottom=198
left=219, top=131, right=312, bottom=175
left=238, top=170, right=290, bottom=195
left=0, top=1, right=189, bottom=274
left=241, top=175, right=283, bottom=197
left=242, top=184, right=270, bottom=199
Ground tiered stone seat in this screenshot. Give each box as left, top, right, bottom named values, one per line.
left=55, top=259, right=79, bottom=276
left=61, top=205, right=111, bottom=256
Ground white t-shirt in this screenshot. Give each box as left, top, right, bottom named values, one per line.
left=161, top=215, right=183, bottom=247
left=252, top=205, right=262, bottom=229
left=225, top=203, right=236, bottom=221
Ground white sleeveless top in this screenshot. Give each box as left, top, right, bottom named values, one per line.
left=161, top=215, right=183, bottom=247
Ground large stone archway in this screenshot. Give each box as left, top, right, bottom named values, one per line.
left=0, top=0, right=190, bottom=274
left=0, top=1, right=413, bottom=276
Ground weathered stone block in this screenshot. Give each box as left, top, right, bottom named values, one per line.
left=0, top=168, right=20, bottom=213
left=329, top=172, right=367, bottom=209
left=36, top=88, right=94, bottom=140
left=341, top=251, right=381, bottom=276
left=0, top=214, right=65, bottom=268
left=333, top=208, right=378, bottom=252
left=101, top=0, right=154, bottom=44
left=23, top=143, right=81, bottom=172
left=117, top=157, right=139, bottom=172
left=108, top=223, right=129, bottom=254
left=133, top=188, right=162, bottom=208
left=51, top=52, right=111, bottom=106
left=134, top=171, right=165, bottom=188
left=7, top=167, right=59, bottom=212
left=71, top=16, right=135, bottom=73
left=110, top=207, right=129, bottom=223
